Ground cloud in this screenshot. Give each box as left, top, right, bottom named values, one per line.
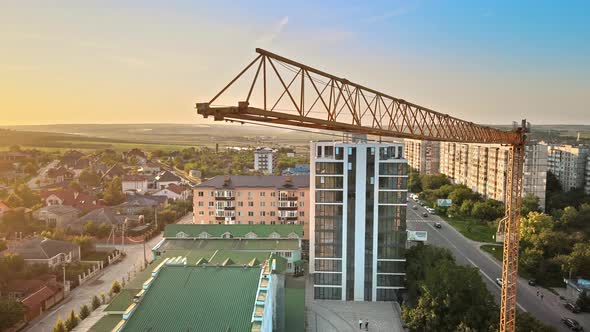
left=363, top=5, right=416, bottom=23
left=256, top=16, right=289, bottom=45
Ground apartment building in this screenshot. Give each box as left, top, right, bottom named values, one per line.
left=439, top=142, right=547, bottom=210
left=193, top=175, right=309, bottom=239
left=404, top=139, right=440, bottom=174
left=586, top=155, right=590, bottom=195
left=546, top=144, right=589, bottom=192
left=310, top=139, right=407, bottom=302
left=254, top=147, right=277, bottom=174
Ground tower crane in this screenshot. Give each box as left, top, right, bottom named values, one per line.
left=196, top=48, right=527, bottom=332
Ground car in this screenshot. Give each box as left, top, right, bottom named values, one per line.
left=419, top=201, right=425, bottom=206
left=527, top=279, right=536, bottom=286
left=412, top=205, right=418, bottom=210
left=434, top=222, right=442, bottom=229
left=495, top=278, right=502, bottom=286
left=426, top=207, right=436, bottom=214
left=565, top=302, right=582, bottom=313
left=422, top=212, right=428, bottom=217
left=561, top=317, right=583, bottom=331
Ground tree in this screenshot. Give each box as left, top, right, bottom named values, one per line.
left=566, top=242, right=590, bottom=277
left=103, top=176, right=125, bottom=205
left=52, top=319, right=66, bottom=332
left=64, top=309, right=78, bottom=331
left=68, top=181, right=82, bottom=192
left=91, top=295, right=101, bottom=310
left=111, top=280, right=122, bottom=294
left=577, top=291, right=590, bottom=313
left=516, top=312, right=556, bottom=332
left=79, top=169, right=101, bottom=187
left=519, top=212, right=554, bottom=245
left=420, top=174, right=450, bottom=191
left=79, top=304, right=90, bottom=320
left=83, top=221, right=99, bottom=236
left=13, top=183, right=41, bottom=208
left=521, top=193, right=541, bottom=216
left=72, top=236, right=95, bottom=257
left=2, top=253, right=25, bottom=271
left=97, top=223, right=111, bottom=238
left=0, top=299, right=25, bottom=330
left=24, top=162, right=38, bottom=175
left=408, top=172, right=422, bottom=193
left=448, top=186, right=475, bottom=207
left=459, top=200, right=474, bottom=217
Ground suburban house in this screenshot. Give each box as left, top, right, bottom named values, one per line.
left=122, top=174, right=149, bottom=195
left=33, top=205, right=81, bottom=228
left=21, top=281, right=64, bottom=321
left=74, top=207, right=128, bottom=232
left=116, top=195, right=167, bottom=215
left=101, top=164, right=127, bottom=181
left=153, top=183, right=191, bottom=201
left=0, top=151, right=29, bottom=162
left=46, top=166, right=74, bottom=184
left=154, top=170, right=182, bottom=189
left=40, top=188, right=102, bottom=211
left=124, top=148, right=148, bottom=165
left=59, top=150, right=86, bottom=168
left=5, top=237, right=81, bottom=267
left=139, top=161, right=161, bottom=175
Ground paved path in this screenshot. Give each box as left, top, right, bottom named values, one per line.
left=25, top=233, right=163, bottom=332
left=27, top=160, right=58, bottom=189
left=407, top=198, right=589, bottom=332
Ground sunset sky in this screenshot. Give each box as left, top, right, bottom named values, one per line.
left=1, top=1, right=589, bottom=125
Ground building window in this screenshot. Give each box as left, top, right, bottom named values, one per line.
left=260, top=192, right=265, bottom=197
left=299, top=202, right=304, bottom=207
left=300, top=192, right=305, bottom=197
left=209, top=211, right=214, bottom=216
left=237, top=211, right=243, bottom=216
left=198, top=201, right=204, bottom=207
left=198, top=211, right=204, bottom=216
left=271, top=201, right=276, bottom=207
left=270, top=221, right=276, bottom=225
left=198, top=191, right=204, bottom=197
left=248, top=211, right=254, bottom=217
left=248, top=192, right=253, bottom=198
left=248, top=221, right=253, bottom=225
left=209, top=202, right=214, bottom=207
left=238, top=201, right=244, bottom=207
left=299, top=211, right=305, bottom=217
left=237, top=192, right=241, bottom=197
left=270, top=192, right=276, bottom=197
left=260, top=202, right=265, bottom=207
left=248, top=201, right=254, bottom=207
left=260, top=211, right=266, bottom=217
left=261, top=221, right=266, bottom=225
left=210, top=191, right=214, bottom=197
left=270, top=211, right=276, bottom=217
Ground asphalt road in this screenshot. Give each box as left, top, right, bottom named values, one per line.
left=406, top=199, right=585, bottom=332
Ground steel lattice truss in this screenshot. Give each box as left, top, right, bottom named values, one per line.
left=197, top=48, right=522, bottom=145
left=196, top=49, right=527, bottom=332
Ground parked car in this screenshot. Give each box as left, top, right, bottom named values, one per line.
left=527, top=279, right=536, bottom=286
left=434, top=222, right=442, bottom=229
left=561, top=317, right=583, bottom=331
left=412, top=205, right=418, bottom=210
left=422, top=212, right=428, bottom=217
left=565, top=302, right=582, bottom=313
left=495, top=278, right=503, bottom=286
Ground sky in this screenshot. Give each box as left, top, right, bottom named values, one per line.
left=1, top=0, right=589, bottom=126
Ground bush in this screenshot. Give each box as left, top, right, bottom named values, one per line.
left=52, top=319, right=66, bottom=332
left=64, top=309, right=78, bottom=331
left=91, top=295, right=101, bottom=310
left=577, top=291, right=590, bottom=312
left=111, top=280, right=121, bottom=294
left=79, top=304, right=90, bottom=320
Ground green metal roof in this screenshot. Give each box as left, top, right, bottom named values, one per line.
left=209, top=250, right=271, bottom=265
left=104, top=289, right=140, bottom=313
left=164, top=224, right=303, bottom=239
left=121, top=265, right=261, bottom=332
left=88, top=314, right=123, bottom=332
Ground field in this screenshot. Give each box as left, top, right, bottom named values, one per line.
left=443, top=217, right=497, bottom=243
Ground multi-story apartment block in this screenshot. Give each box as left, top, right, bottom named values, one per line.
left=585, top=155, right=590, bottom=195
left=254, top=147, right=277, bottom=174
left=403, top=139, right=440, bottom=174
left=546, top=144, right=588, bottom=192
left=193, top=176, right=310, bottom=240
left=439, top=142, right=547, bottom=210
left=310, top=139, right=407, bottom=302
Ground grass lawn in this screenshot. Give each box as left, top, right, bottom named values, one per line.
left=443, top=217, right=497, bottom=243
left=285, top=276, right=305, bottom=332
left=82, top=250, right=114, bottom=262
left=480, top=244, right=503, bottom=261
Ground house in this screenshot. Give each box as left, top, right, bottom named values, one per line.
left=101, top=164, right=127, bottom=181
left=0, top=151, right=29, bottom=162
left=21, top=282, right=64, bottom=321
left=188, top=169, right=202, bottom=178
left=153, top=183, right=191, bottom=201
left=5, top=237, right=81, bottom=267
left=1, top=275, right=59, bottom=301
left=122, top=174, right=149, bottom=195
left=46, top=166, right=74, bottom=184
left=139, top=161, right=161, bottom=175
left=116, top=195, right=167, bottom=215
left=40, top=188, right=102, bottom=211
left=33, top=205, right=81, bottom=228
left=154, top=170, right=182, bottom=189
left=0, top=200, right=10, bottom=219
left=124, top=148, right=147, bottom=165
left=59, top=150, right=87, bottom=169
left=74, top=207, right=128, bottom=232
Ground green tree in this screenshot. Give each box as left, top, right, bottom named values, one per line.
left=64, top=309, right=78, bottom=331
left=420, top=174, right=450, bottom=191
left=68, top=181, right=82, bottom=192
left=111, top=280, right=122, bottom=294
left=13, top=183, right=41, bottom=208
left=91, top=295, right=101, bottom=310
left=0, top=299, right=25, bottom=330
left=72, top=236, right=95, bottom=257
left=52, top=319, right=66, bottom=332
left=79, top=169, right=101, bottom=187
left=408, top=172, right=422, bottom=193
left=566, top=242, right=590, bottom=277
left=97, top=223, right=111, bottom=238
left=2, top=253, right=25, bottom=271
left=103, top=176, right=125, bottom=205
left=521, top=193, right=541, bottom=216
left=83, top=221, right=99, bottom=236
left=79, top=304, right=90, bottom=320
left=448, top=186, right=475, bottom=207
left=24, top=162, right=38, bottom=175
left=519, top=212, right=553, bottom=245
left=459, top=200, right=474, bottom=217
left=516, top=312, right=556, bottom=332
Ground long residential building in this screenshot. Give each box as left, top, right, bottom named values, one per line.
left=545, top=144, right=589, bottom=192
left=193, top=176, right=309, bottom=239
left=437, top=142, right=547, bottom=210
left=254, top=147, right=277, bottom=174
left=404, top=139, right=440, bottom=174
left=586, top=155, right=590, bottom=195
left=310, top=139, right=407, bottom=302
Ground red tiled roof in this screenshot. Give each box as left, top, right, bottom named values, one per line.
left=40, top=188, right=102, bottom=211
left=21, top=286, right=58, bottom=309
left=166, top=183, right=187, bottom=195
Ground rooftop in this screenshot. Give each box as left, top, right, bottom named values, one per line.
left=160, top=238, right=300, bottom=251
left=7, top=237, right=79, bottom=260
left=164, top=223, right=304, bottom=239
left=196, top=175, right=309, bottom=189
left=120, top=265, right=261, bottom=332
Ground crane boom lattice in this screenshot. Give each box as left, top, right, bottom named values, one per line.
left=196, top=49, right=527, bottom=332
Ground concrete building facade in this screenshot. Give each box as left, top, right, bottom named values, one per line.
left=546, top=144, right=588, bottom=192
left=310, top=140, right=407, bottom=302
left=254, top=147, right=277, bottom=174
left=403, top=139, right=440, bottom=174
